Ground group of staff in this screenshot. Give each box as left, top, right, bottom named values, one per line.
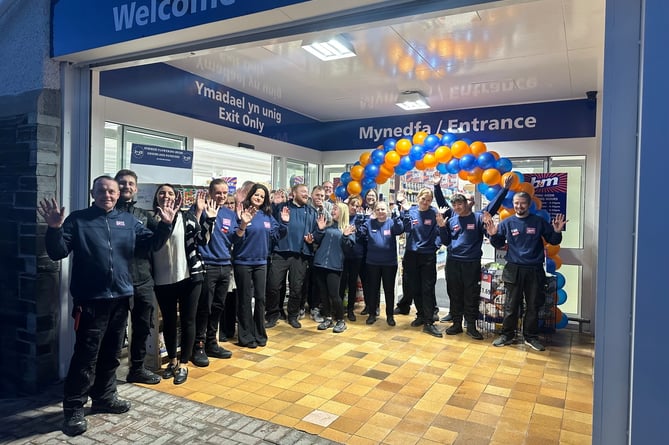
left=38, top=170, right=566, bottom=437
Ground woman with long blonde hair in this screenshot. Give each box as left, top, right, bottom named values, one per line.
left=312, top=202, right=356, bottom=333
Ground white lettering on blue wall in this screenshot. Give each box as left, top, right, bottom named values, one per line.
left=360, top=121, right=434, bottom=142
left=113, top=0, right=236, bottom=32
left=447, top=116, right=536, bottom=133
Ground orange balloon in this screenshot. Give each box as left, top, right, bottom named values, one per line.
left=359, top=152, right=371, bottom=166
left=482, top=168, right=502, bottom=186
left=552, top=254, right=563, bottom=270
left=395, top=138, right=412, bottom=156
left=347, top=180, right=362, bottom=195
left=532, top=196, right=543, bottom=210
left=423, top=153, right=438, bottom=168
left=500, top=171, right=520, bottom=189
left=414, top=159, right=426, bottom=170
left=379, top=164, right=394, bottom=177
left=545, top=243, right=560, bottom=257
left=488, top=150, right=500, bottom=160
left=499, top=207, right=515, bottom=220
left=350, top=165, right=364, bottom=181
left=467, top=167, right=483, bottom=184
left=375, top=174, right=389, bottom=184
left=384, top=151, right=401, bottom=167
left=470, top=141, right=488, bottom=156
left=434, top=146, right=453, bottom=163
left=519, top=182, right=535, bottom=195
left=451, top=140, right=472, bottom=159
left=458, top=170, right=469, bottom=180
left=412, top=131, right=428, bottom=145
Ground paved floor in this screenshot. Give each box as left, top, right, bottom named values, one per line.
left=0, top=382, right=339, bottom=444
left=0, top=303, right=594, bottom=445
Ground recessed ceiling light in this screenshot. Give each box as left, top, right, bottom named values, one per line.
left=301, top=35, right=356, bottom=61
left=396, top=91, right=430, bottom=111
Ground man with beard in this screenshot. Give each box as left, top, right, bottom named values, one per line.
left=485, top=192, right=566, bottom=351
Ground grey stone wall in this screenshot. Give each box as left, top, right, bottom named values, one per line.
left=0, top=89, right=61, bottom=396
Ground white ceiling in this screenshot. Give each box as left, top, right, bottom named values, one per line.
left=165, top=0, right=605, bottom=122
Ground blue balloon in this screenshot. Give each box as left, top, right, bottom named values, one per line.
left=335, top=185, right=347, bottom=199
left=502, top=191, right=515, bottom=208
left=545, top=258, right=556, bottom=274
left=409, top=144, right=425, bottom=162
left=461, top=137, right=473, bottom=145
left=340, top=172, right=351, bottom=185
left=477, top=152, right=496, bottom=170
left=383, top=138, right=397, bottom=152
left=556, top=312, right=569, bottom=329
left=529, top=201, right=537, bottom=214
left=484, top=185, right=502, bottom=201
left=354, top=161, right=360, bottom=166
left=557, top=289, right=568, bottom=305
left=446, top=158, right=461, bottom=174
left=364, top=163, right=380, bottom=179
left=362, top=177, right=376, bottom=189
left=423, top=134, right=441, bottom=150
left=436, top=163, right=448, bottom=174
left=513, top=171, right=524, bottom=182
left=496, top=157, right=513, bottom=173
left=477, top=182, right=489, bottom=194
left=371, top=149, right=386, bottom=165
left=459, top=154, right=477, bottom=171
left=555, top=271, right=566, bottom=289
left=441, top=132, right=457, bottom=146
left=394, top=167, right=407, bottom=176
left=399, top=155, right=415, bottom=171
left=537, top=209, right=551, bottom=223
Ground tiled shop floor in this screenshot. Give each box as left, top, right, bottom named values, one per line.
left=146, top=310, right=594, bottom=445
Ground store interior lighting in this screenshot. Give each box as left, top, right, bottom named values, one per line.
left=301, top=35, right=356, bottom=61
left=395, top=91, right=431, bottom=111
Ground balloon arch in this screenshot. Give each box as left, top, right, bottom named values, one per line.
left=335, top=131, right=569, bottom=329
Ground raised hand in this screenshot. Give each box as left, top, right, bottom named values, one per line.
left=552, top=213, right=567, bottom=232
left=431, top=170, right=442, bottom=185
left=240, top=206, right=256, bottom=226
left=436, top=211, right=448, bottom=228
left=343, top=224, right=356, bottom=236
left=38, top=197, right=65, bottom=228
left=156, top=203, right=176, bottom=224
left=204, top=197, right=219, bottom=218
left=503, top=174, right=514, bottom=189
left=316, top=213, right=327, bottom=230
left=483, top=212, right=497, bottom=236
left=304, top=233, right=315, bottom=244
left=280, top=205, right=290, bottom=223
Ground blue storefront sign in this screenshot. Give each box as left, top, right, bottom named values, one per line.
left=52, top=0, right=309, bottom=57
left=100, top=63, right=596, bottom=151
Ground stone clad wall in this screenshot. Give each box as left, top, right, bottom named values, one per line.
left=0, top=89, right=62, bottom=396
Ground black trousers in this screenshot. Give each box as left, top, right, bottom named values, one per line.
left=63, top=297, right=129, bottom=411
left=155, top=278, right=201, bottom=364
left=266, top=252, right=309, bottom=321
left=234, top=264, right=268, bottom=345
left=195, top=264, right=232, bottom=347
left=403, top=251, right=437, bottom=325
left=396, top=256, right=413, bottom=311
left=365, top=264, right=398, bottom=318
left=339, top=257, right=363, bottom=311
left=313, top=266, right=344, bottom=321
left=446, top=258, right=481, bottom=324
left=129, top=280, right=155, bottom=370
left=501, top=263, right=546, bottom=340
